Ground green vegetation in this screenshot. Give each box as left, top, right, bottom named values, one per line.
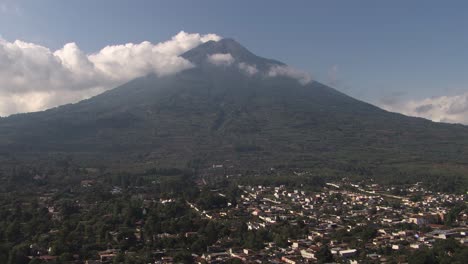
left=408, top=239, right=468, bottom=264
left=1, top=39, right=468, bottom=192
left=0, top=161, right=323, bottom=263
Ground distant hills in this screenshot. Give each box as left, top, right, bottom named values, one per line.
left=1, top=39, right=468, bottom=189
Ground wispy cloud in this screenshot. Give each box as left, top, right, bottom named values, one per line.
left=326, top=65, right=340, bottom=87
left=207, top=53, right=234, bottom=66
left=379, top=91, right=407, bottom=106
left=238, top=62, right=258, bottom=76
left=267, top=65, right=312, bottom=85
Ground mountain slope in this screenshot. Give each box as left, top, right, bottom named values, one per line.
left=1, top=39, right=468, bottom=184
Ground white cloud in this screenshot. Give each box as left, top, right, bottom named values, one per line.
left=381, top=92, right=468, bottom=124
left=238, top=62, right=258, bottom=76
left=0, top=31, right=221, bottom=116
left=267, top=65, right=312, bottom=85
left=207, top=53, right=234, bottom=66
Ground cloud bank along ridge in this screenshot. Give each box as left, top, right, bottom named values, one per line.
left=0, top=32, right=313, bottom=116
left=381, top=92, right=468, bottom=125
left=0, top=31, right=221, bottom=116
left=206, top=52, right=312, bottom=85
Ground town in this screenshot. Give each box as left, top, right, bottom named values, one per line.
left=1, top=168, right=466, bottom=264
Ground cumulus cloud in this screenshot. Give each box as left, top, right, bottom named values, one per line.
left=267, top=65, right=312, bottom=85
left=207, top=53, right=234, bottom=66
left=381, top=92, right=468, bottom=124
left=0, top=31, right=221, bottom=116
left=238, top=62, right=258, bottom=76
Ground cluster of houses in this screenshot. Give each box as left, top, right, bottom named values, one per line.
left=194, top=180, right=467, bottom=263
left=30, top=177, right=467, bottom=263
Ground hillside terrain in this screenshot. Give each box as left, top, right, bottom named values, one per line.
left=1, top=39, right=467, bottom=190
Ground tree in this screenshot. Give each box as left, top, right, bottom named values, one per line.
left=444, top=203, right=466, bottom=226
left=316, top=245, right=333, bottom=264
left=191, top=238, right=207, bottom=254
left=5, top=222, right=21, bottom=243
left=7, top=246, right=29, bottom=264
left=28, top=259, right=42, bottom=264
left=113, top=252, right=125, bottom=264
left=408, top=249, right=436, bottom=264
left=174, top=251, right=193, bottom=264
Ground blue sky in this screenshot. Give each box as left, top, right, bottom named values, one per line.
left=1, top=0, right=468, bottom=123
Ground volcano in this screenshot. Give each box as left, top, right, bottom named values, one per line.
left=1, top=38, right=468, bottom=181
